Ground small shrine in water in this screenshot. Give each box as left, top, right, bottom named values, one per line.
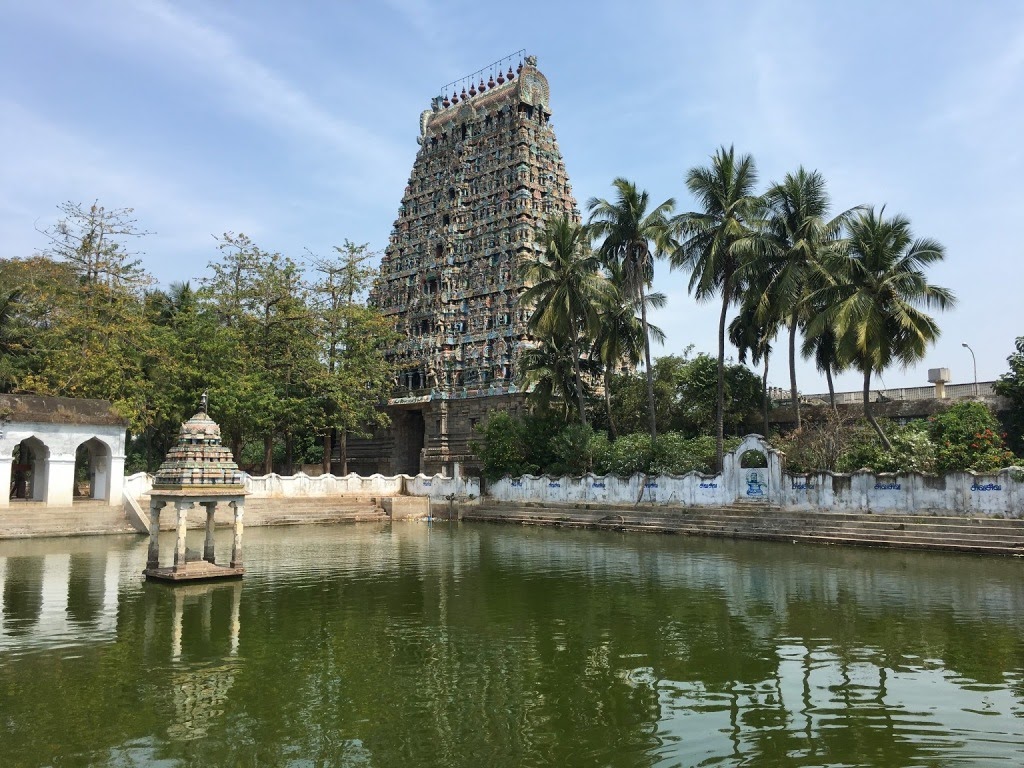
left=144, top=394, right=247, bottom=582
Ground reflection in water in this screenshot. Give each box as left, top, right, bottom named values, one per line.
left=0, top=524, right=1021, bottom=767
left=0, top=540, right=132, bottom=649
left=66, top=552, right=106, bottom=627
left=1, top=556, right=44, bottom=635
left=160, top=581, right=243, bottom=741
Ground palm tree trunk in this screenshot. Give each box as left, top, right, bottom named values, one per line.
left=762, top=353, right=770, bottom=438
left=716, top=290, right=728, bottom=471
left=826, top=364, right=836, bottom=411
left=639, top=284, right=657, bottom=443
left=862, top=368, right=892, bottom=451
left=604, top=367, right=617, bottom=439
left=263, top=434, right=273, bottom=475
left=340, top=428, right=348, bottom=475
left=569, top=336, right=588, bottom=428
left=788, top=314, right=801, bottom=430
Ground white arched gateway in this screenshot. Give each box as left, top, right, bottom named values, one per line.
left=0, top=395, right=127, bottom=508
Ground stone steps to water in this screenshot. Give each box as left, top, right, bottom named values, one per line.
left=0, top=502, right=137, bottom=538
left=463, top=503, right=1024, bottom=556
left=140, top=495, right=386, bottom=531
left=0, top=496, right=388, bottom=539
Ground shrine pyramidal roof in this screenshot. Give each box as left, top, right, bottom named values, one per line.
left=153, top=407, right=244, bottom=489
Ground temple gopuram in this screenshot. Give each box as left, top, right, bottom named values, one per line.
left=348, top=53, right=578, bottom=476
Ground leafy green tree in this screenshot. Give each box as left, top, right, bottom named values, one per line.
left=758, top=169, right=858, bottom=430
left=817, top=208, right=955, bottom=450
left=602, top=352, right=760, bottom=439
left=603, top=355, right=683, bottom=437
left=591, top=431, right=741, bottom=476
left=308, top=241, right=396, bottom=474
left=673, top=146, right=761, bottom=469
left=519, top=215, right=610, bottom=426
left=0, top=259, right=46, bottom=393
left=132, top=282, right=243, bottom=471
left=671, top=352, right=762, bottom=437
left=36, top=201, right=151, bottom=291
left=588, top=179, right=675, bottom=442
left=201, top=233, right=319, bottom=473
left=994, top=336, right=1024, bottom=455
left=12, top=202, right=158, bottom=430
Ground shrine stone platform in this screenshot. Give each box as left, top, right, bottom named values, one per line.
left=144, top=560, right=244, bottom=583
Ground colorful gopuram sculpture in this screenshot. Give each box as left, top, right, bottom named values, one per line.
left=349, top=54, right=579, bottom=476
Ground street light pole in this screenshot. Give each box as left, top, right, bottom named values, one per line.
left=961, top=342, right=978, bottom=397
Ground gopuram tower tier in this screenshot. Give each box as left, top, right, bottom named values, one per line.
left=349, top=54, right=578, bottom=476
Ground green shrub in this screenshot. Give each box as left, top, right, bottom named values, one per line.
left=548, top=423, right=596, bottom=476
left=591, top=431, right=739, bottom=476
left=929, top=401, right=1016, bottom=473
left=598, top=432, right=653, bottom=476
left=779, top=413, right=875, bottom=473
left=869, top=422, right=936, bottom=474
left=471, top=412, right=538, bottom=481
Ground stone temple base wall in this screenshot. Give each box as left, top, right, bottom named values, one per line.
left=346, top=392, right=529, bottom=477
left=485, top=435, right=1024, bottom=518
left=125, top=470, right=480, bottom=502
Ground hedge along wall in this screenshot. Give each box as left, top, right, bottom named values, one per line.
left=484, top=435, right=1024, bottom=518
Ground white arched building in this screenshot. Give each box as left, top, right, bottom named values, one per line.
left=1, top=395, right=127, bottom=508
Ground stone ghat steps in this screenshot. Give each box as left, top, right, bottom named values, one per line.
left=470, top=503, right=1024, bottom=533
left=141, top=496, right=386, bottom=530
left=0, top=504, right=137, bottom=538
left=644, top=510, right=1024, bottom=538
left=464, top=504, right=1024, bottom=556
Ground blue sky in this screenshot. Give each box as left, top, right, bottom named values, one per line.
left=2, top=0, right=1021, bottom=393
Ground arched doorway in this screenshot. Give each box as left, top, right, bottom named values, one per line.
left=73, top=438, right=112, bottom=503
left=9, top=437, right=49, bottom=503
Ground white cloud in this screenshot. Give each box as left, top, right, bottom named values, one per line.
left=0, top=99, right=261, bottom=280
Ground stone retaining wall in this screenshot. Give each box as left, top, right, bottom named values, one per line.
left=485, top=435, right=1024, bottom=518
left=124, top=469, right=480, bottom=502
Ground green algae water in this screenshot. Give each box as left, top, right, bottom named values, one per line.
left=1, top=524, right=1023, bottom=767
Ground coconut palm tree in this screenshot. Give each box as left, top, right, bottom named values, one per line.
left=587, top=179, right=675, bottom=442
left=673, top=146, right=760, bottom=470
left=759, top=168, right=859, bottom=430
left=801, top=323, right=842, bottom=410
left=517, top=338, right=599, bottom=422
left=729, top=300, right=777, bottom=438
left=519, top=215, right=609, bottom=426
left=813, top=208, right=955, bottom=450
left=592, top=259, right=667, bottom=437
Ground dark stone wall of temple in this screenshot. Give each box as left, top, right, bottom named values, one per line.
left=354, top=55, right=577, bottom=475
left=347, top=392, right=530, bottom=477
